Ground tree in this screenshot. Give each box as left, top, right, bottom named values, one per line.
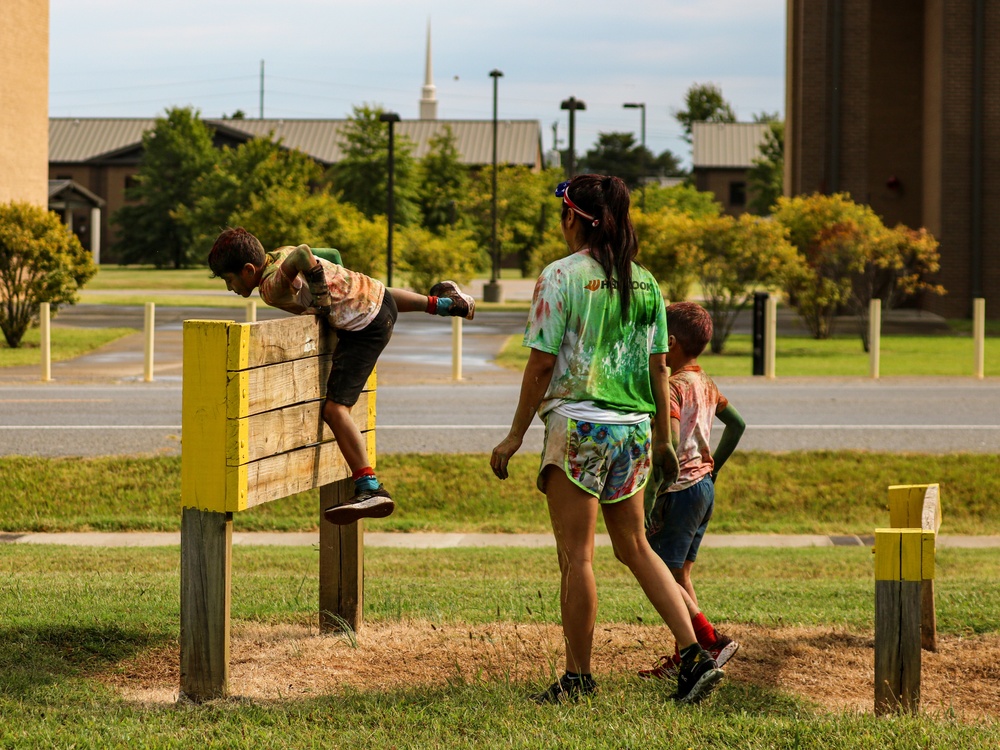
left=416, top=126, right=467, bottom=235
left=581, top=132, right=652, bottom=190
left=331, top=104, right=419, bottom=226
left=179, top=135, right=322, bottom=252
left=674, top=83, right=737, bottom=144
left=113, top=107, right=217, bottom=268
left=747, top=121, right=784, bottom=215
left=631, top=208, right=703, bottom=303
left=695, top=213, right=801, bottom=353
left=396, top=225, right=479, bottom=291
left=641, top=184, right=721, bottom=218
left=0, top=202, right=96, bottom=348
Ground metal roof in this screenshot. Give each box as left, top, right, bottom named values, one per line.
left=692, top=122, right=771, bottom=169
left=49, top=117, right=542, bottom=168
left=48, top=179, right=106, bottom=207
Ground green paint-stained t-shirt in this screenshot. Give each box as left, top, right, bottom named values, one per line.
left=524, top=249, right=667, bottom=417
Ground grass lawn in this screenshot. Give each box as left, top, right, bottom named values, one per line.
left=498, top=330, right=1000, bottom=378
left=0, top=326, right=136, bottom=368
left=2, top=452, right=998, bottom=535
left=1, top=544, right=998, bottom=746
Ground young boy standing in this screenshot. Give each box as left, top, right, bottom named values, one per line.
left=208, top=227, right=474, bottom=525
left=641, top=301, right=746, bottom=679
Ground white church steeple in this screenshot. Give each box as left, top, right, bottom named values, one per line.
left=419, top=19, right=438, bottom=120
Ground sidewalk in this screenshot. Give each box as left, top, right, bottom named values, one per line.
left=2, top=531, right=998, bottom=548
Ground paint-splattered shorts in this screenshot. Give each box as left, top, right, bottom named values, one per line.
left=538, top=415, right=652, bottom=504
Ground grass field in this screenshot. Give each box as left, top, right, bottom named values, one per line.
left=2, top=544, right=998, bottom=747
left=0, top=326, right=136, bottom=367
left=1, top=452, right=998, bottom=535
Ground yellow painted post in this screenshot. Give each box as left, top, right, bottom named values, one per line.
left=973, top=298, right=985, bottom=379
left=869, top=298, right=881, bottom=379
left=888, top=483, right=941, bottom=651
left=246, top=299, right=257, bottom=323
left=764, top=295, right=777, bottom=380
left=874, top=527, right=936, bottom=715
left=40, top=302, right=51, bottom=382
left=452, top=316, right=463, bottom=381
left=143, top=302, right=155, bottom=382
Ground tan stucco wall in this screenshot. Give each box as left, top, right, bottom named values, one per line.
left=0, top=0, right=49, bottom=207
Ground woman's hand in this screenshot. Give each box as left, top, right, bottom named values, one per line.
left=490, top=434, right=523, bottom=480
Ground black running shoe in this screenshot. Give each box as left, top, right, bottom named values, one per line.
left=429, top=280, right=476, bottom=320
left=531, top=673, right=597, bottom=704
left=323, top=485, right=395, bottom=525
left=673, top=648, right=724, bottom=705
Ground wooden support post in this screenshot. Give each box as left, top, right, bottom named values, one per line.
left=874, top=528, right=935, bottom=715
left=869, top=298, right=881, bottom=379
left=40, top=302, right=51, bottom=382
left=144, top=302, right=155, bottom=382
left=246, top=299, right=257, bottom=323
left=888, top=484, right=942, bottom=651
left=452, top=316, right=463, bottom=381
left=973, top=298, right=985, bottom=380
left=319, top=478, right=364, bottom=632
left=180, top=507, right=232, bottom=701
left=764, top=295, right=777, bottom=380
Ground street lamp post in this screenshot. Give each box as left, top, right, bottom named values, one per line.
left=623, top=102, right=646, bottom=208
left=379, top=111, right=401, bottom=287
left=560, top=96, right=586, bottom=178
left=484, top=69, right=505, bottom=303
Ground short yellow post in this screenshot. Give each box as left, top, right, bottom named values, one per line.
left=451, top=316, right=463, bottom=381
left=973, top=298, right=985, bottom=379
left=874, top=527, right=934, bottom=715
left=869, top=298, right=881, bottom=379
left=888, top=483, right=942, bottom=651
left=143, top=302, right=155, bottom=382
left=40, top=302, right=52, bottom=382
left=246, top=299, right=257, bottom=323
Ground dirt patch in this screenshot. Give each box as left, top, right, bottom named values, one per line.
left=101, top=621, right=1000, bottom=721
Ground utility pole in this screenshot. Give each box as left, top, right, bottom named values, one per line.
left=484, top=69, right=505, bottom=303
left=560, top=97, right=586, bottom=178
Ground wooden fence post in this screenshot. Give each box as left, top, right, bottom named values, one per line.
left=40, top=302, right=52, bottom=382
left=888, top=484, right=942, bottom=651
left=319, top=478, right=364, bottom=632
left=874, top=528, right=934, bottom=715
left=869, top=298, right=881, bottom=379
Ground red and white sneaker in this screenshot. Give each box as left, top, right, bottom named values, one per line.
left=707, top=634, right=740, bottom=669
left=429, top=280, right=475, bottom=320
left=638, top=653, right=680, bottom=680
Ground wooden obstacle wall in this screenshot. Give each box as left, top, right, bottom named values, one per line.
left=179, top=315, right=374, bottom=702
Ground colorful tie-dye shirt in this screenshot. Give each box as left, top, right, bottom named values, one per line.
left=524, top=249, right=667, bottom=417
left=257, top=245, right=385, bottom=332
left=668, top=364, right=729, bottom=491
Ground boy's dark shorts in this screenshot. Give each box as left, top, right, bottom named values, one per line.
left=646, top=473, right=714, bottom=569
left=326, top=293, right=397, bottom=407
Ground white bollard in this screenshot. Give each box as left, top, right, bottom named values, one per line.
left=144, top=302, right=155, bottom=382
left=764, top=295, right=777, bottom=379
left=40, top=302, right=52, bottom=382
left=246, top=299, right=257, bottom=323
left=869, top=298, right=882, bottom=379
left=973, top=298, right=985, bottom=380
left=452, top=316, right=463, bottom=381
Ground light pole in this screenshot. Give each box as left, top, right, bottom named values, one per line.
left=485, top=69, right=505, bottom=303
left=623, top=102, right=646, bottom=208
left=560, top=96, right=586, bottom=178
left=379, top=111, right=400, bottom=287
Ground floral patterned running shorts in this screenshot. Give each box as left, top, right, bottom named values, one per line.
left=538, top=415, right=652, bottom=504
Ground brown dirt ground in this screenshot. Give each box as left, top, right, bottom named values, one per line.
left=100, top=622, right=1000, bottom=722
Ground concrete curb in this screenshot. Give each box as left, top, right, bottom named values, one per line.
left=2, top=532, right=998, bottom=549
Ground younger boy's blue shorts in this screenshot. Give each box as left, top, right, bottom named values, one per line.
left=646, top=473, right=714, bottom=569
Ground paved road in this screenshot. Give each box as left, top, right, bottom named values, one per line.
left=1, top=306, right=997, bottom=456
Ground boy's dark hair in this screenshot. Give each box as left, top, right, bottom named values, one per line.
left=667, top=301, right=713, bottom=358
left=208, top=227, right=265, bottom=277
left=560, top=174, right=638, bottom=316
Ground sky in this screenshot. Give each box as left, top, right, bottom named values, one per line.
left=49, top=0, right=786, bottom=165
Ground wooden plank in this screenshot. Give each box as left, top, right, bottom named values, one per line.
left=899, top=529, right=923, bottom=582
left=921, top=484, right=941, bottom=533
left=874, top=579, right=901, bottom=715
left=180, top=508, right=232, bottom=701
left=230, top=355, right=332, bottom=418
left=242, top=315, right=338, bottom=368
left=181, top=320, right=232, bottom=513
left=242, top=437, right=364, bottom=509
left=888, top=484, right=941, bottom=531
left=227, top=392, right=372, bottom=465
left=899, top=580, right=923, bottom=712
left=319, top=478, right=364, bottom=632
left=921, top=580, right=938, bottom=652
left=874, top=529, right=901, bottom=581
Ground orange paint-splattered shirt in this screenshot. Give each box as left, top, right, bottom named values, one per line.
left=668, top=364, right=729, bottom=491
left=257, top=245, right=384, bottom=332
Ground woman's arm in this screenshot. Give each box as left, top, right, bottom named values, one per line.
left=490, top=348, right=556, bottom=480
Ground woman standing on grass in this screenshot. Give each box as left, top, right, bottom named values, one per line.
left=490, top=174, right=724, bottom=705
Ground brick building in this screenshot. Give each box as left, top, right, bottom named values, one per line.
left=786, top=0, right=999, bottom=318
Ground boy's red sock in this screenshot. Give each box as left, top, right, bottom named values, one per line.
left=692, top=612, right=717, bottom=648
left=351, top=467, right=376, bottom=481
left=425, top=296, right=438, bottom=314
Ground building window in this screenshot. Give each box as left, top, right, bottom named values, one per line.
left=729, top=181, right=746, bottom=207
